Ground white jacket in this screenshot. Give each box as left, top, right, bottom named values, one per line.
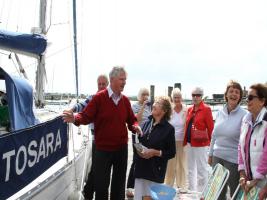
left=239, top=107, right=267, bottom=185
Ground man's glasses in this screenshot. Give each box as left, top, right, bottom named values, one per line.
left=246, top=95, right=259, bottom=102
left=192, top=94, right=202, bottom=97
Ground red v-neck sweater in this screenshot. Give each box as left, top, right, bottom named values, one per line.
left=74, top=89, right=137, bottom=151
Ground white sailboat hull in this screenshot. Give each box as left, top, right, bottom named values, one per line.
left=5, top=118, right=92, bottom=200
left=19, top=146, right=89, bottom=200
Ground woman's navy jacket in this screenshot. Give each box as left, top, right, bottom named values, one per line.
left=134, top=116, right=176, bottom=183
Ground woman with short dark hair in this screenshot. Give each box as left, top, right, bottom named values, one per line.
left=238, top=83, right=267, bottom=195
left=208, top=80, right=247, bottom=199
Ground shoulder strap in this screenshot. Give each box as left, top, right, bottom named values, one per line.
left=262, top=112, right=267, bottom=147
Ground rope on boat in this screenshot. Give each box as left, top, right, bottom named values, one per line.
left=70, top=123, right=78, bottom=187
left=68, top=123, right=90, bottom=200
left=66, top=123, right=80, bottom=200
left=78, top=132, right=90, bottom=200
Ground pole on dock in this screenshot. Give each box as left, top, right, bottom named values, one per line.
left=150, top=85, right=155, bottom=104
left=168, top=86, right=173, bottom=98
left=174, top=83, right=181, bottom=90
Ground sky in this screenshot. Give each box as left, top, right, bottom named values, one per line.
left=0, top=0, right=267, bottom=98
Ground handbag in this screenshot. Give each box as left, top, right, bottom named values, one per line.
left=190, top=110, right=209, bottom=142
left=191, top=126, right=209, bottom=141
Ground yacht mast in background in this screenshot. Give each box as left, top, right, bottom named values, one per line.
left=72, top=0, right=79, bottom=97
left=35, top=0, right=47, bottom=107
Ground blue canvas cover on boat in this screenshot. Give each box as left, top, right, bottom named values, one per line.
left=0, top=67, right=38, bottom=131
left=0, top=29, right=47, bottom=56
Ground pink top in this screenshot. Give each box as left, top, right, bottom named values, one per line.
left=238, top=113, right=267, bottom=180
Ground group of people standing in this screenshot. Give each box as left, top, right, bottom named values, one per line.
left=208, top=81, right=267, bottom=200
left=62, top=66, right=267, bottom=200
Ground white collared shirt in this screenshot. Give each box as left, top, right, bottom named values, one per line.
left=107, top=86, right=122, bottom=105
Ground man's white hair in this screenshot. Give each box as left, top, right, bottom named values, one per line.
left=109, top=66, right=127, bottom=79
left=97, top=74, right=109, bottom=84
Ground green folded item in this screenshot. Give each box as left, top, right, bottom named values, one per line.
left=0, top=105, right=10, bottom=127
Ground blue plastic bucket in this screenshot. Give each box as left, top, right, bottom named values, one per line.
left=150, top=184, right=176, bottom=200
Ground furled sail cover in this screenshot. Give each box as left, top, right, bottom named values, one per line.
left=0, top=29, right=47, bottom=56
left=0, top=67, right=39, bottom=131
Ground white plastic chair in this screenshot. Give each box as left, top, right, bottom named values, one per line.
left=201, top=163, right=230, bottom=200
left=231, top=183, right=261, bottom=200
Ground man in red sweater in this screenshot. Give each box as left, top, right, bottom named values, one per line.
left=62, top=66, right=140, bottom=200
left=65, top=74, right=109, bottom=200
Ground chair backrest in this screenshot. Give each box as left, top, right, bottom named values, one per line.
left=201, top=163, right=230, bottom=200
left=231, top=184, right=261, bottom=200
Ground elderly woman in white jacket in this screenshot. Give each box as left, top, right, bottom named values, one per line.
left=238, top=83, right=267, bottom=194
left=165, top=88, right=188, bottom=190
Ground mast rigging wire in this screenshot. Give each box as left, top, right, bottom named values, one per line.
left=72, top=0, right=79, bottom=97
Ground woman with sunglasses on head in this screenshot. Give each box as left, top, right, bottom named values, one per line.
left=208, top=80, right=247, bottom=200
left=183, top=87, right=214, bottom=192
left=238, top=83, right=267, bottom=196
left=126, top=88, right=151, bottom=198
left=134, top=96, right=176, bottom=200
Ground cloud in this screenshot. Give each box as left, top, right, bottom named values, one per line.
left=1, top=0, right=267, bottom=98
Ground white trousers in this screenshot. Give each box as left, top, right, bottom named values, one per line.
left=134, top=178, right=158, bottom=200
left=186, top=144, right=208, bottom=192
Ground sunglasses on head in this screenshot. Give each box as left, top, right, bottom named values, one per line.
left=246, top=95, right=259, bottom=102
left=192, top=94, right=202, bottom=97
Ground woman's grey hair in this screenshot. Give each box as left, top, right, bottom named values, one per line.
left=109, top=66, right=127, bottom=79
left=171, top=88, right=182, bottom=100
left=137, top=88, right=150, bottom=101
left=192, top=87, right=204, bottom=96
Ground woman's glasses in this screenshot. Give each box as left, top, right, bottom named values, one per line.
left=192, top=94, right=202, bottom=97
left=142, top=93, right=149, bottom=96
left=246, top=95, right=259, bottom=102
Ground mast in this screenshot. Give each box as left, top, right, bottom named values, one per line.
left=35, top=0, right=47, bottom=107
left=72, top=0, right=79, bottom=97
